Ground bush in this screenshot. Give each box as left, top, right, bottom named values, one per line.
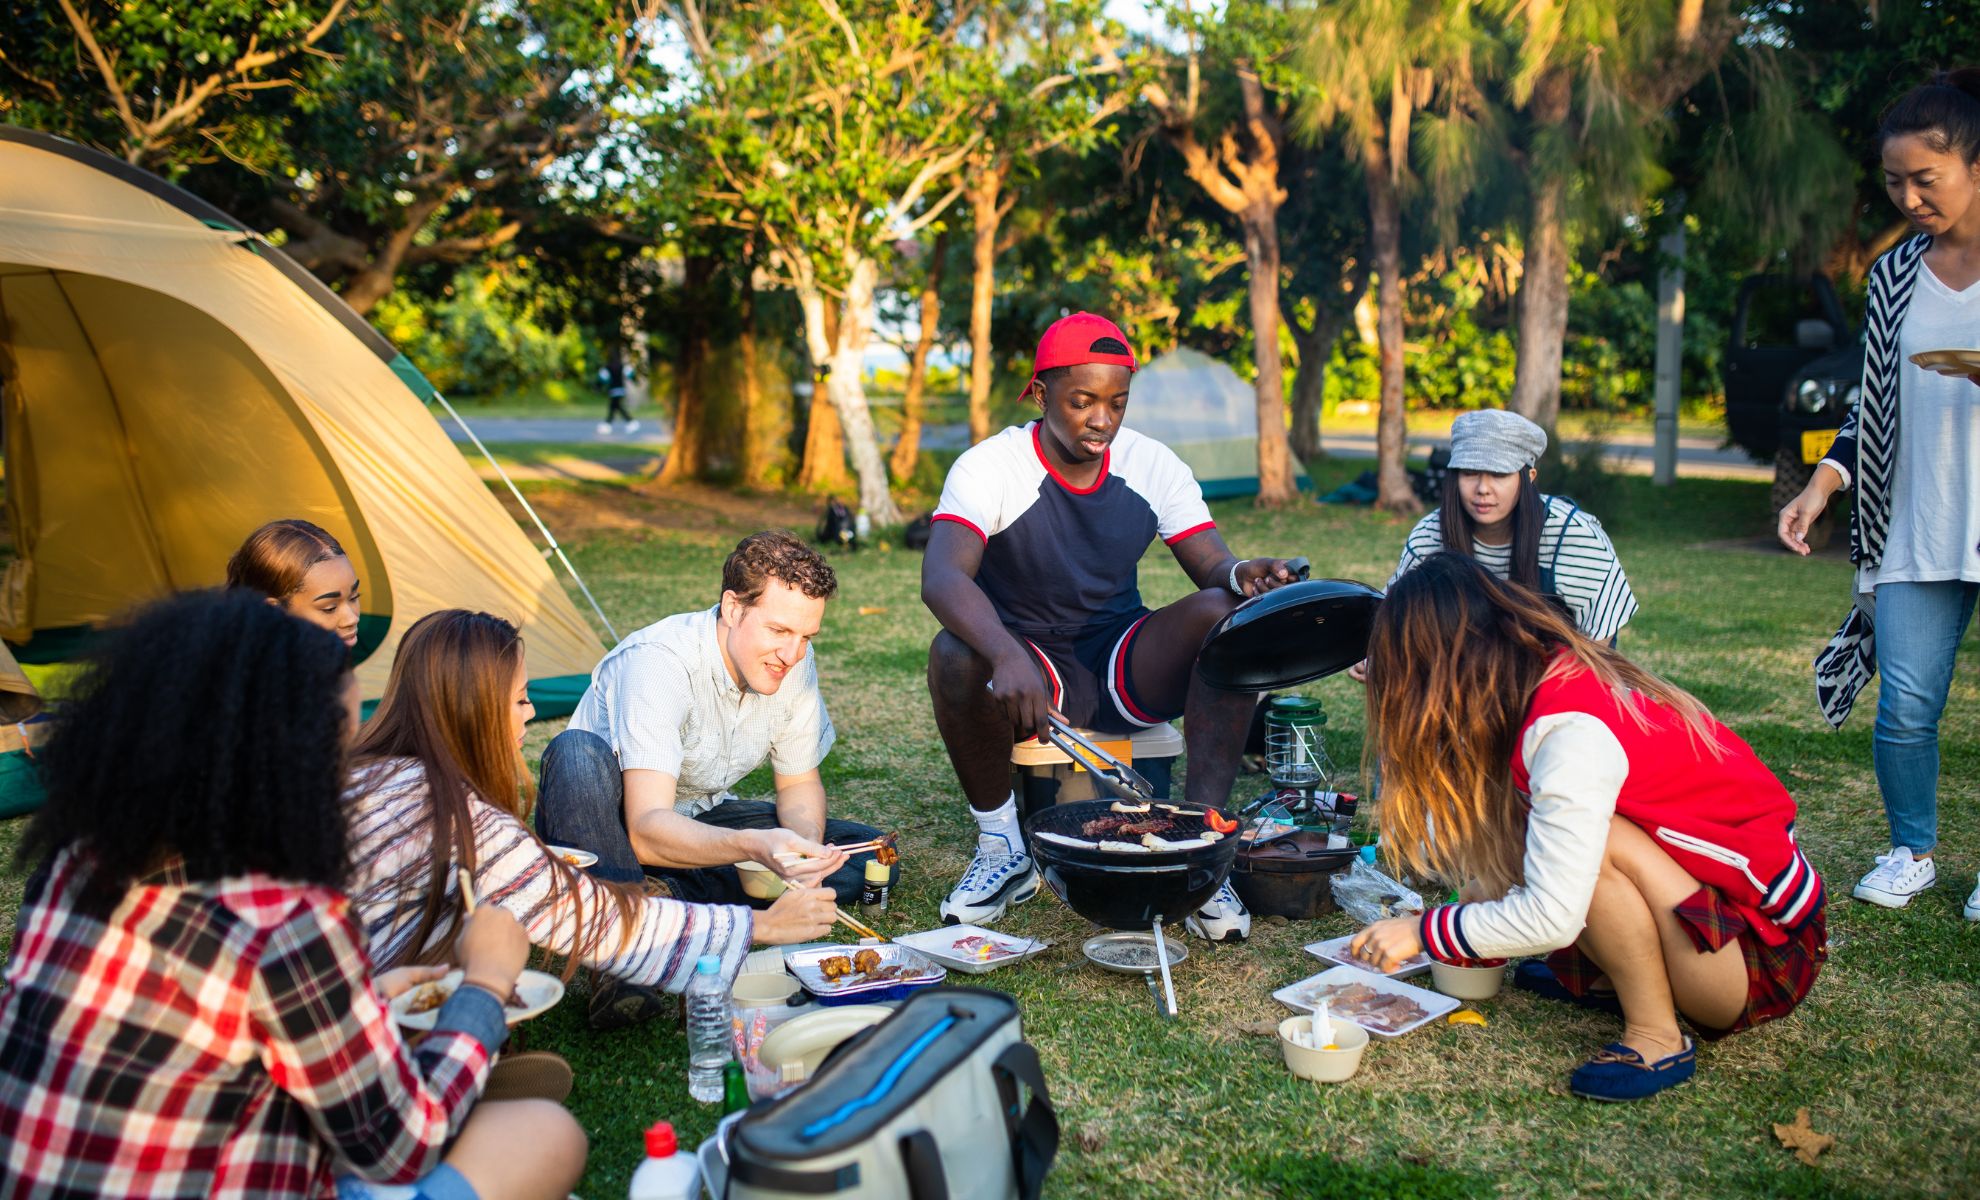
left=372, top=259, right=590, bottom=398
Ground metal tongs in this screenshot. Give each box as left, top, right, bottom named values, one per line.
left=1043, top=715, right=1157, bottom=804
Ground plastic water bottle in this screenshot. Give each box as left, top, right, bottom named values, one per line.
left=628, top=1120, right=699, bottom=1199
left=685, top=954, right=732, bottom=1103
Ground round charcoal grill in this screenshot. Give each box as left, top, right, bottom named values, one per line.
left=1024, top=799, right=1239, bottom=1016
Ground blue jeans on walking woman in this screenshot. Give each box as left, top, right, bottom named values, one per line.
left=1873, top=580, right=1978, bottom=854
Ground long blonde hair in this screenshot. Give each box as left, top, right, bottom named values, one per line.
left=1364, top=554, right=1717, bottom=897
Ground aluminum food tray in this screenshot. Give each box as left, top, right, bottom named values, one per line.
left=785, top=944, right=946, bottom=1006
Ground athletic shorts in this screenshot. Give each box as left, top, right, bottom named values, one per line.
left=1545, top=884, right=1828, bottom=1041
left=1010, top=608, right=1177, bottom=736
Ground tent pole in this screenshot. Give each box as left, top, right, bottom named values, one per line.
left=431, top=391, right=621, bottom=643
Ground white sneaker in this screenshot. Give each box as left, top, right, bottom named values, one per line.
left=595, top=422, right=612, bottom=435
left=1852, top=847, right=1937, bottom=908
left=940, top=832, right=1039, bottom=925
left=623, top=419, right=640, bottom=433
left=1964, top=873, right=1979, bottom=922
left=1184, top=881, right=1251, bottom=942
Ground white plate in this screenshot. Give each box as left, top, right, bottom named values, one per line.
left=894, top=925, right=1049, bottom=974
left=1305, top=935, right=1431, bottom=979
left=1272, top=964, right=1458, bottom=1039
left=1909, top=348, right=1980, bottom=378
left=544, top=845, right=598, bottom=869
left=391, top=968, right=567, bottom=1030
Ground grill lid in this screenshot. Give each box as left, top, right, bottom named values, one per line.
left=1195, top=577, right=1383, bottom=691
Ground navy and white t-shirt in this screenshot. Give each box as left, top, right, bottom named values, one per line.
left=933, top=422, right=1215, bottom=636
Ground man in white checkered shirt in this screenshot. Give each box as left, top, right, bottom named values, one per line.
left=535, top=531, right=890, bottom=1028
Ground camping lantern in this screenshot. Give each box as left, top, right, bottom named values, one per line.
left=1264, top=696, right=1332, bottom=788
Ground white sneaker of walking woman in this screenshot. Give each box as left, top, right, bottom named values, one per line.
left=1852, top=846, right=1936, bottom=908
left=1965, top=874, right=1979, bottom=922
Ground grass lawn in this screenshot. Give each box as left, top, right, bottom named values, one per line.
left=4, top=459, right=1976, bottom=1198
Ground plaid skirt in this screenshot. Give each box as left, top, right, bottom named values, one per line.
left=1544, top=884, right=1828, bottom=1042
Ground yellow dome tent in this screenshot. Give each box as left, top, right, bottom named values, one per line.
left=0, top=128, right=608, bottom=773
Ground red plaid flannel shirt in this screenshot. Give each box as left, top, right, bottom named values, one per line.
left=0, top=851, right=496, bottom=1198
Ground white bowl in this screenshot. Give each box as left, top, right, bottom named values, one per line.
left=1429, top=960, right=1506, bottom=1000
left=735, top=860, right=787, bottom=900
left=732, top=972, right=803, bottom=1009
left=1278, top=1015, right=1368, bottom=1082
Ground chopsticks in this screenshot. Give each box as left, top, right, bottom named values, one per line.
left=834, top=906, right=887, bottom=942
left=774, top=834, right=894, bottom=866
left=458, top=868, right=477, bottom=915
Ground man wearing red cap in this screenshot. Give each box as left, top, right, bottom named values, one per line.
left=921, top=313, right=1303, bottom=939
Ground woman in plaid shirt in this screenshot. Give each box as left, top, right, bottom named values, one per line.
left=0, top=592, right=585, bottom=1200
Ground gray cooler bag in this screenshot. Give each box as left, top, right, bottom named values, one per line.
left=724, top=988, right=1057, bottom=1200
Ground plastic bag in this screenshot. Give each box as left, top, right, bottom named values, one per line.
left=1330, top=858, right=1425, bottom=926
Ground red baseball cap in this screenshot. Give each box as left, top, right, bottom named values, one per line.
left=1024, top=313, right=1137, bottom=404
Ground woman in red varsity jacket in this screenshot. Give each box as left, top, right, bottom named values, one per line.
left=1348, top=555, right=1827, bottom=1102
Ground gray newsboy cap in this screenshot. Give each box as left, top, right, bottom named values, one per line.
left=1448, top=409, right=1547, bottom=473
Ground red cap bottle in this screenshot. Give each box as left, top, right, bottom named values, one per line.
left=645, top=1121, right=678, bottom=1158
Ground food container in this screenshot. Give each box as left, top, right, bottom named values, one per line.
left=784, top=944, right=946, bottom=1006
left=732, top=972, right=804, bottom=1008
left=735, top=860, right=787, bottom=901
left=894, top=925, right=1049, bottom=974
left=1305, top=936, right=1431, bottom=978
left=1429, top=959, right=1507, bottom=1000
left=1278, top=1014, right=1369, bottom=1082
left=543, top=844, right=598, bottom=869
left=1273, top=964, right=1458, bottom=1039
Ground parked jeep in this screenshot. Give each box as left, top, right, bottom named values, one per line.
left=1724, top=273, right=1861, bottom=549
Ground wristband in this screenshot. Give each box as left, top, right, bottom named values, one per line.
left=1227, top=559, right=1250, bottom=597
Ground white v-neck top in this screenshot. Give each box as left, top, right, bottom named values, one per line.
left=1863, top=263, right=1980, bottom=588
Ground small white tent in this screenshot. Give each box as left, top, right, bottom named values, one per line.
left=1125, top=348, right=1310, bottom=499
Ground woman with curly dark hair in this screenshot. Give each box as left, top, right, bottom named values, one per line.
left=0, top=591, right=585, bottom=1200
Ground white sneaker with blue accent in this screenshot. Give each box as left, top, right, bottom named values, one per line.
left=1185, top=881, right=1251, bottom=942
left=1852, top=846, right=1936, bottom=909
left=1963, top=873, right=1979, bottom=923
left=940, top=832, right=1040, bottom=925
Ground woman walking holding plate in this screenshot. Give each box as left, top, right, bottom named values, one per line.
left=1778, top=69, right=1980, bottom=920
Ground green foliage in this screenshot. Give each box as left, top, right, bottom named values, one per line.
left=372, top=260, right=589, bottom=398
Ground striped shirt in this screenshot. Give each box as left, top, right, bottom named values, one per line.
left=344, top=760, right=753, bottom=992
left=0, top=851, right=499, bottom=1199
left=570, top=606, right=836, bottom=816
left=1391, top=496, right=1638, bottom=641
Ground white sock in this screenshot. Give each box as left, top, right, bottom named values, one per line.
left=973, top=795, right=1023, bottom=852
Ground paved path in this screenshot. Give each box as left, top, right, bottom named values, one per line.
left=445, top=416, right=1770, bottom=482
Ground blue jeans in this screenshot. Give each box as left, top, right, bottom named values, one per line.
left=535, top=729, right=884, bottom=906
left=1872, top=580, right=1978, bottom=854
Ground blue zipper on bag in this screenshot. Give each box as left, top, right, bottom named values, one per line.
left=797, top=1016, right=958, bottom=1141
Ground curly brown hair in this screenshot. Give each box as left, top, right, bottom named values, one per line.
left=722, top=530, right=838, bottom=607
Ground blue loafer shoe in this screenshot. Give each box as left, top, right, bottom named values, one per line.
left=1569, top=1039, right=1696, bottom=1102
left=1513, top=960, right=1624, bottom=1015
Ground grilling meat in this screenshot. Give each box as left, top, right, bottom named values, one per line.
left=1079, top=814, right=1178, bottom=838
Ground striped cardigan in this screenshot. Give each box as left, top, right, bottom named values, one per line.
left=344, top=759, right=754, bottom=991
left=1811, top=233, right=1932, bottom=727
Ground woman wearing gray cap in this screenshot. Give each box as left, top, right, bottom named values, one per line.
left=1388, top=409, right=1637, bottom=641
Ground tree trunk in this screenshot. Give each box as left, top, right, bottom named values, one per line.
left=1288, top=320, right=1330, bottom=464
left=1364, top=135, right=1420, bottom=515
left=1240, top=207, right=1298, bottom=507
left=826, top=256, right=904, bottom=525
left=891, top=233, right=945, bottom=484
left=736, top=277, right=787, bottom=488
left=658, top=256, right=714, bottom=483
left=965, top=166, right=1005, bottom=446
left=1510, top=68, right=1573, bottom=433
left=795, top=287, right=850, bottom=492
